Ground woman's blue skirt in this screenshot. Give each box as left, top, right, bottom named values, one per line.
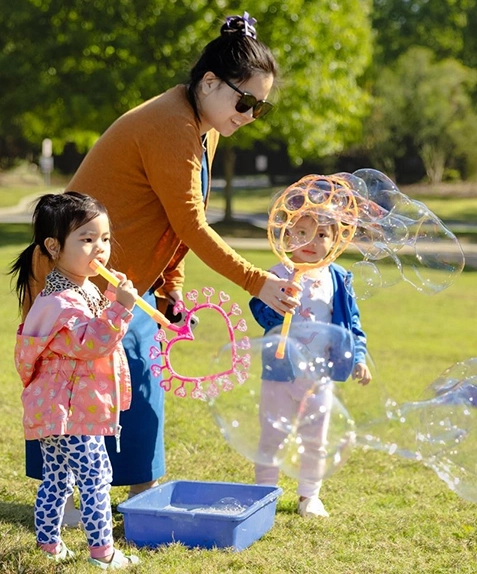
left=26, top=290, right=166, bottom=486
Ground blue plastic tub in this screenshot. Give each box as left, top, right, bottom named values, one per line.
left=117, top=480, right=282, bottom=551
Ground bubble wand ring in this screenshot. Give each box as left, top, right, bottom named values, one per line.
left=267, top=175, right=359, bottom=359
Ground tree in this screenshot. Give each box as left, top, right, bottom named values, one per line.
left=372, top=0, right=477, bottom=68
left=0, top=0, right=373, bottom=215
left=0, top=0, right=216, bottom=156
left=364, top=47, right=477, bottom=183
left=217, top=0, right=373, bottom=219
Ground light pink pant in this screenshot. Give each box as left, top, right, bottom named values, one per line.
left=255, top=378, right=333, bottom=498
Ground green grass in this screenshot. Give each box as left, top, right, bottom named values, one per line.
left=419, top=196, right=477, bottom=224
left=2, top=180, right=477, bottom=226
left=1, top=225, right=477, bottom=573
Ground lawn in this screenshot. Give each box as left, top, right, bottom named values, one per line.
left=2, top=177, right=477, bottom=226
left=207, top=184, right=477, bottom=225
left=1, top=222, right=476, bottom=573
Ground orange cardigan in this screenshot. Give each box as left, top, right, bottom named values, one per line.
left=25, top=85, right=268, bottom=314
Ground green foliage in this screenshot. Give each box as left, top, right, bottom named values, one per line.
left=253, top=0, right=373, bottom=163
left=372, top=0, right=477, bottom=68
left=364, top=47, right=477, bottom=182
left=0, top=1, right=372, bottom=165
left=0, top=0, right=220, bottom=152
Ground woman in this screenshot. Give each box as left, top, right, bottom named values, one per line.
left=24, top=12, right=300, bottom=508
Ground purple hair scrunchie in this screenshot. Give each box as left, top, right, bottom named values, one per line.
left=225, top=11, right=258, bottom=39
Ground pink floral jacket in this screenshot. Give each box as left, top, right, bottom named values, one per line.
left=15, top=289, right=133, bottom=444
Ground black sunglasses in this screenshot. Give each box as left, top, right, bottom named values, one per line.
left=221, top=77, right=273, bottom=119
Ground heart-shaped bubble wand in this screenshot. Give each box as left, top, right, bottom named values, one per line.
left=89, top=259, right=184, bottom=333
left=149, top=288, right=251, bottom=399
left=267, top=175, right=359, bottom=359
left=89, top=260, right=251, bottom=399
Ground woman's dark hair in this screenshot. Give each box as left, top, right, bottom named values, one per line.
left=187, top=14, right=277, bottom=119
left=9, top=191, right=109, bottom=308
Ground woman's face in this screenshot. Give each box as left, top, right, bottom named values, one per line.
left=198, top=72, right=274, bottom=136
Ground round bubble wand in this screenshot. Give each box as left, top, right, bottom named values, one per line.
left=267, top=175, right=359, bottom=359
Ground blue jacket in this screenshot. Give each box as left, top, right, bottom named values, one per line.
left=249, top=263, right=368, bottom=382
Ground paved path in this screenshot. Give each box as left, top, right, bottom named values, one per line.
left=0, top=190, right=60, bottom=223
left=208, top=208, right=477, bottom=271
left=1, top=193, right=476, bottom=269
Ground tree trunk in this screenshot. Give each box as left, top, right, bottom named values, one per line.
left=223, top=146, right=236, bottom=222
left=421, top=143, right=446, bottom=183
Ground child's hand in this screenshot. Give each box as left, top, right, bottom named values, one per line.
left=352, top=363, right=372, bottom=386
left=109, top=270, right=137, bottom=311
left=106, top=269, right=127, bottom=293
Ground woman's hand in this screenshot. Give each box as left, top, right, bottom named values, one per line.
left=258, top=273, right=302, bottom=315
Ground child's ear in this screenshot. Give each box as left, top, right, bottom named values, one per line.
left=44, top=237, right=60, bottom=260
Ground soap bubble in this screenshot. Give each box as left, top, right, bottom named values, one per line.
left=356, top=396, right=469, bottom=462
left=348, top=259, right=403, bottom=299
left=346, top=169, right=464, bottom=298
left=209, top=332, right=310, bottom=467
left=420, top=359, right=477, bottom=501
left=277, top=378, right=356, bottom=482
left=266, top=169, right=463, bottom=301
left=209, top=322, right=366, bottom=482
left=424, top=358, right=477, bottom=404
left=354, top=358, right=477, bottom=502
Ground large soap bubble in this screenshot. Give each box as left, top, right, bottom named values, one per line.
left=355, top=358, right=477, bottom=502
left=420, top=359, right=477, bottom=502
left=338, top=169, right=465, bottom=298
left=209, top=322, right=366, bottom=483
left=269, top=169, right=464, bottom=300
left=424, top=358, right=477, bottom=404
left=276, top=378, right=356, bottom=483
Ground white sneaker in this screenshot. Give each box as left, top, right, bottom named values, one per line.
left=42, top=541, right=75, bottom=561
left=297, top=497, right=329, bottom=518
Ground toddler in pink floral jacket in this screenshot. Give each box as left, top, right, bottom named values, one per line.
left=11, top=192, right=140, bottom=569
left=16, top=284, right=132, bottom=447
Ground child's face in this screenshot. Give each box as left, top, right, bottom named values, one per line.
left=53, top=213, right=111, bottom=285
left=288, top=217, right=335, bottom=265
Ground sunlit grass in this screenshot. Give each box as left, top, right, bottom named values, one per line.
left=1, top=225, right=477, bottom=573
left=207, top=186, right=477, bottom=226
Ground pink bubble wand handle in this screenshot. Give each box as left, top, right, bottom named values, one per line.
left=89, top=259, right=180, bottom=332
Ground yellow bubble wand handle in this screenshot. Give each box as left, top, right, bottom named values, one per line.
left=274, top=272, right=302, bottom=359
left=89, top=259, right=174, bottom=329
left=276, top=311, right=293, bottom=359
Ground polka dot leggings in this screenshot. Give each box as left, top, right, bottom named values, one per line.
left=36, top=435, right=114, bottom=559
